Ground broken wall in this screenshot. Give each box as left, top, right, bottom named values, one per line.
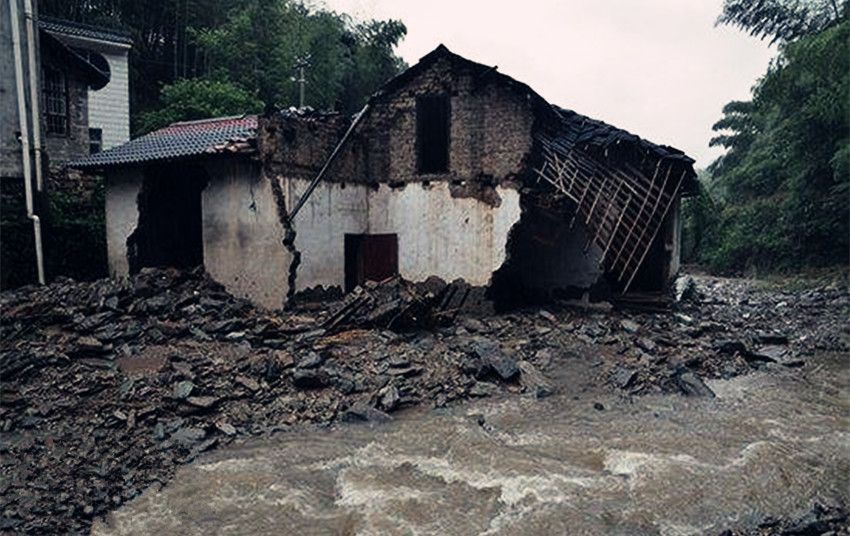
left=286, top=180, right=520, bottom=292
left=365, top=182, right=520, bottom=285
left=490, top=195, right=606, bottom=307
left=104, top=166, right=142, bottom=278
left=344, top=55, right=536, bottom=185
left=201, top=159, right=289, bottom=310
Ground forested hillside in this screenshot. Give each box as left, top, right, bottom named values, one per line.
left=40, top=0, right=407, bottom=134
left=684, top=0, right=849, bottom=274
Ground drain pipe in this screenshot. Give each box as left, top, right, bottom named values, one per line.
left=23, top=0, right=44, bottom=192
left=9, top=0, right=46, bottom=284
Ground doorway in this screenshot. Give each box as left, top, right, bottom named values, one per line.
left=128, top=163, right=208, bottom=274
left=344, top=233, right=399, bottom=292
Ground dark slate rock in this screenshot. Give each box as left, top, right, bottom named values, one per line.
left=612, top=367, right=637, bottom=389
left=292, top=368, right=329, bottom=389
left=296, top=352, right=324, bottom=369
left=172, top=381, right=195, bottom=400
left=713, top=339, right=748, bottom=354
left=676, top=372, right=715, bottom=398
left=342, top=402, right=392, bottom=423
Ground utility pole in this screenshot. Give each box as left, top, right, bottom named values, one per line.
left=294, top=55, right=310, bottom=109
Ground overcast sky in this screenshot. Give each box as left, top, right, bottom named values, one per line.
left=321, top=0, right=776, bottom=168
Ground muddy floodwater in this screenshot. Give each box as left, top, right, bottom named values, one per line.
left=93, top=353, right=849, bottom=536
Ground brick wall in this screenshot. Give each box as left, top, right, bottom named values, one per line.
left=41, top=46, right=90, bottom=169
left=259, top=111, right=349, bottom=181
left=258, top=55, right=538, bottom=189
left=344, top=55, right=537, bottom=186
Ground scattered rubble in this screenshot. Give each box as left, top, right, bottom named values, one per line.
left=1, top=268, right=847, bottom=533
left=718, top=503, right=849, bottom=535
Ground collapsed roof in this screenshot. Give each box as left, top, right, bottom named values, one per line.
left=360, top=44, right=699, bottom=292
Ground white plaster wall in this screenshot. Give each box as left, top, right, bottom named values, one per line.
left=287, top=180, right=369, bottom=291
left=367, top=182, right=520, bottom=285
left=202, top=161, right=291, bottom=310
left=88, top=49, right=130, bottom=149
left=105, top=167, right=142, bottom=278
left=288, top=180, right=521, bottom=290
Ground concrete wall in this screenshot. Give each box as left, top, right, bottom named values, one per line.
left=105, top=166, right=142, bottom=278
left=201, top=160, right=291, bottom=310
left=286, top=179, right=368, bottom=292
left=366, top=182, right=520, bottom=285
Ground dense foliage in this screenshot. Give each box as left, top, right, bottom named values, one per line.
left=684, top=0, right=849, bottom=274
left=40, top=0, right=407, bottom=134
left=134, top=78, right=263, bottom=133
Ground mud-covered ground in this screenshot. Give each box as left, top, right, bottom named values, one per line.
left=1, top=269, right=847, bottom=534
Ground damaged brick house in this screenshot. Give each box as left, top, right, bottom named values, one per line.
left=71, top=45, right=697, bottom=310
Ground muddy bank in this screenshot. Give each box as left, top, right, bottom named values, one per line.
left=0, top=269, right=847, bottom=534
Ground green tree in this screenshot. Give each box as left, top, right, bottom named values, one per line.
left=194, top=0, right=406, bottom=113
left=40, top=0, right=406, bottom=133
left=693, top=2, right=849, bottom=273
left=718, top=0, right=845, bottom=43
left=136, top=78, right=263, bottom=133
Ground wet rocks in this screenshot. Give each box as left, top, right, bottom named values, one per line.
left=342, top=402, right=392, bottom=424
left=612, top=367, right=638, bottom=389
left=470, top=338, right=519, bottom=381
left=291, top=368, right=330, bottom=389
left=517, top=361, right=555, bottom=398
left=674, top=371, right=715, bottom=398
left=377, top=384, right=400, bottom=411
left=173, top=380, right=195, bottom=399
left=469, top=381, right=499, bottom=397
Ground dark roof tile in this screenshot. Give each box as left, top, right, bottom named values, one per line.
left=39, top=17, right=133, bottom=46
left=70, top=115, right=258, bottom=169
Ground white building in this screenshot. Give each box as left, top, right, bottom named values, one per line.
left=39, top=17, right=132, bottom=151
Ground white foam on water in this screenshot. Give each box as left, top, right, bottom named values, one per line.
left=603, top=450, right=663, bottom=476
left=335, top=469, right=428, bottom=507
left=321, top=441, right=599, bottom=510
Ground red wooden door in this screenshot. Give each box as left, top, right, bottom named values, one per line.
left=344, top=233, right=399, bottom=292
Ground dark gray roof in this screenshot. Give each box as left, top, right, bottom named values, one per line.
left=551, top=106, right=693, bottom=164
left=70, top=115, right=258, bottom=170
left=39, top=17, right=133, bottom=46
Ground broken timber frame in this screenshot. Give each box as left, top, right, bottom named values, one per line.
left=534, top=113, right=689, bottom=294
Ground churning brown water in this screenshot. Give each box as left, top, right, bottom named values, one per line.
left=93, top=353, right=849, bottom=536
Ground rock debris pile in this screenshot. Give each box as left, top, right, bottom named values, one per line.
left=1, top=268, right=846, bottom=534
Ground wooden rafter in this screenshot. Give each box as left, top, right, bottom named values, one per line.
left=533, top=132, right=685, bottom=292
